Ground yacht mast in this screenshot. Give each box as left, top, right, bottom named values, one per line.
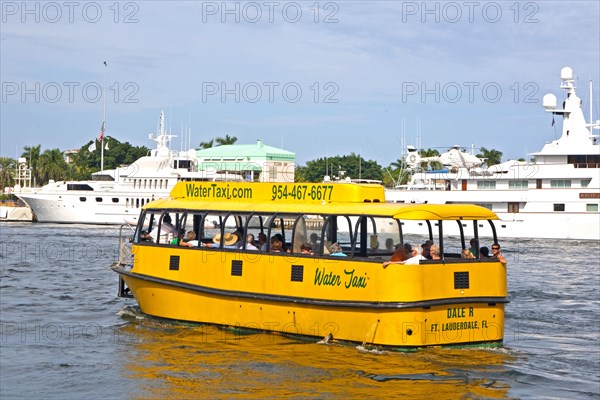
left=101, top=61, right=107, bottom=172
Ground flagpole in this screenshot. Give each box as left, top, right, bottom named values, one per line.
left=101, top=61, right=107, bottom=172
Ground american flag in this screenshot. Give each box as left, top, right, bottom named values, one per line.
left=99, top=121, right=105, bottom=141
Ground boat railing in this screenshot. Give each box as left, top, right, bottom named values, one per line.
left=117, top=223, right=134, bottom=265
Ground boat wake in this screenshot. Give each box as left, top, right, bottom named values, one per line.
left=116, top=305, right=145, bottom=320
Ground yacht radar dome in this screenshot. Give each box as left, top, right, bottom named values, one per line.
left=560, top=67, right=573, bottom=81
left=543, top=93, right=557, bottom=110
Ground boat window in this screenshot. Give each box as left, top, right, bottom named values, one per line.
left=476, top=203, right=493, bottom=210
left=476, top=181, right=496, bottom=189
left=136, top=210, right=179, bottom=244
left=244, top=214, right=267, bottom=250
left=266, top=214, right=296, bottom=252
left=79, top=197, right=86, bottom=202
left=551, top=180, right=571, bottom=188
left=321, top=215, right=353, bottom=256
left=68, top=184, right=94, bottom=191
left=587, top=204, right=599, bottom=212
left=352, top=216, right=402, bottom=260
left=581, top=179, right=591, bottom=188
left=96, top=197, right=103, bottom=202
left=553, top=203, right=565, bottom=211
left=112, top=198, right=119, bottom=203
left=291, top=215, right=307, bottom=253
left=508, top=180, right=528, bottom=189
left=303, top=215, right=326, bottom=255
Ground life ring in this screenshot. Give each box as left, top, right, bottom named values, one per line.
left=407, top=154, right=417, bottom=163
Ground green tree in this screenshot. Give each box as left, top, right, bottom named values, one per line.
left=38, top=149, right=68, bottom=183
left=198, top=139, right=214, bottom=149
left=69, top=137, right=149, bottom=178
left=382, top=158, right=410, bottom=187
left=476, top=147, right=503, bottom=167
left=21, top=145, right=41, bottom=186
left=295, top=153, right=384, bottom=183
left=0, top=157, right=16, bottom=191
left=215, top=135, right=238, bottom=146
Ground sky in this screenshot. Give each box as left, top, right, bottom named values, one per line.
left=1, top=1, right=599, bottom=167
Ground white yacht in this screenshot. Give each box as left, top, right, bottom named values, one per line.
left=17, top=112, right=243, bottom=225
left=386, top=67, right=600, bottom=240
left=1, top=158, right=35, bottom=222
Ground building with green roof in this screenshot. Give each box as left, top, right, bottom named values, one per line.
left=195, top=139, right=295, bottom=182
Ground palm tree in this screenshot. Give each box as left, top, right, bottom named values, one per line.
left=419, top=148, right=442, bottom=170
left=476, top=147, right=503, bottom=167
left=21, top=145, right=41, bottom=186
left=0, top=157, right=16, bottom=191
left=215, top=135, right=238, bottom=146
left=38, top=149, right=68, bottom=183
left=389, top=158, right=405, bottom=170
left=198, top=139, right=214, bottom=149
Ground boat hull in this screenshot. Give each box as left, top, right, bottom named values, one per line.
left=386, top=187, right=600, bottom=240
left=17, top=192, right=141, bottom=224
left=0, top=205, right=34, bottom=222
left=113, top=245, right=507, bottom=348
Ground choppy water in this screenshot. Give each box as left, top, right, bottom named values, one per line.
left=1, top=223, right=598, bottom=399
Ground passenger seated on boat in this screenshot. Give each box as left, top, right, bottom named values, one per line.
left=404, top=246, right=426, bottom=265
left=469, top=238, right=479, bottom=257
left=491, top=243, right=507, bottom=265
left=141, top=214, right=177, bottom=243
left=258, top=232, right=268, bottom=251
left=383, top=245, right=423, bottom=267
left=245, top=234, right=258, bottom=251
left=201, top=233, right=239, bottom=249
left=429, top=245, right=441, bottom=260
left=329, top=242, right=347, bottom=257
left=180, top=231, right=198, bottom=247
left=270, top=235, right=283, bottom=252
left=170, top=228, right=185, bottom=245
left=480, top=246, right=490, bottom=258
left=309, top=233, right=319, bottom=248
left=421, top=240, right=433, bottom=259
left=272, top=233, right=290, bottom=252
left=390, top=243, right=408, bottom=262
left=461, top=249, right=475, bottom=259
left=300, top=243, right=314, bottom=255
left=233, top=228, right=245, bottom=248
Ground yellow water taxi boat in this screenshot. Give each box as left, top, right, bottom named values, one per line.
left=111, top=182, right=507, bottom=349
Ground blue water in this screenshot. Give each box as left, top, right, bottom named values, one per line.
left=1, top=223, right=599, bottom=399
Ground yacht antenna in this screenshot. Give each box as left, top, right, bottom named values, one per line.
left=359, top=148, right=362, bottom=179
left=100, top=61, right=107, bottom=172
left=416, top=117, right=422, bottom=151
left=590, top=79, right=593, bottom=134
